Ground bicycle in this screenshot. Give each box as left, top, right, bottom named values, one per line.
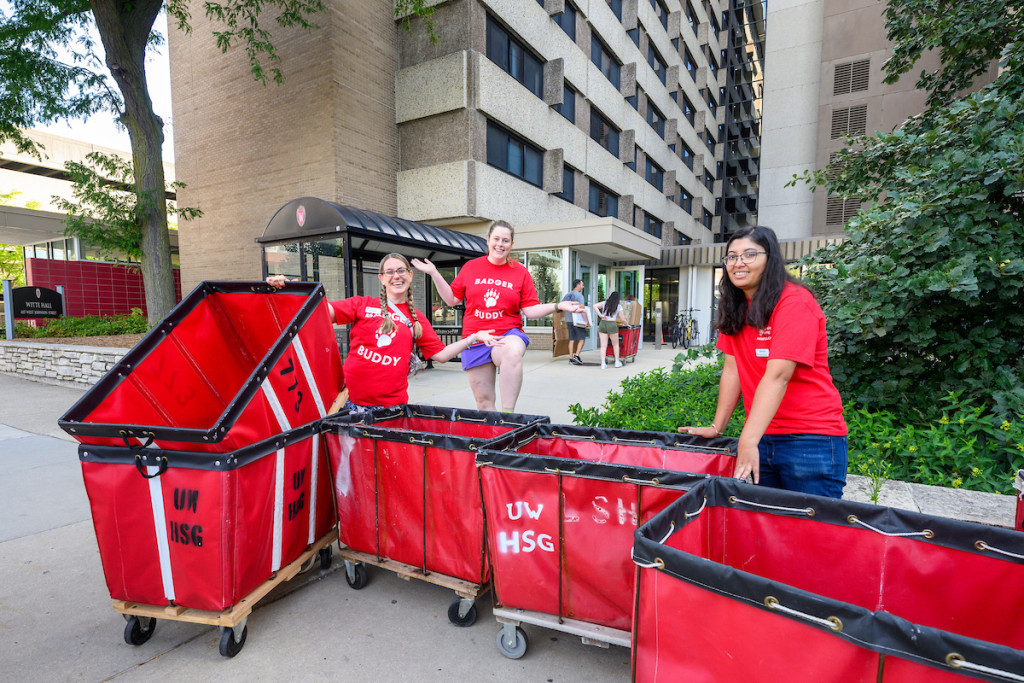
left=668, top=309, right=700, bottom=349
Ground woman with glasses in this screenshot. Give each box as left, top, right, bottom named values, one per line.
left=412, top=221, right=585, bottom=413
left=678, top=225, right=848, bottom=498
left=267, top=253, right=501, bottom=410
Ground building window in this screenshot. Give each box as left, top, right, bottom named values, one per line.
left=705, top=89, right=718, bottom=118
left=681, top=141, right=694, bottom=170
left=683, top=47, right=698, bottom=82
left=589, top=181, right=619, bottom=217
left=703, top=171, right=714, bottom=192
left=486, top=15, right=544, bottom=99
left=709, top=12, right=720, bottom=40
left=486, top=120, right=543, bottom=187
left=648, top=44, right=667, bottom=85
left=677, top=232, right=692, bottom=245
left=830, top=104, right=868, bottom=138
left=589, top=108, right=620, bottom=157
left=686, top=1, right=699, bottom=34
left=647, top=101, right=665, bottom=138
left=643, top=212, right=663, bottom=238
left=650, top=0, right=669, bottom=29
left=591, top=34, right=621, bottom=89
left=627, top=90, right=639, bottom=110
left=703, top=208, right=713, bottom=230
left=826, top=196, right=862, bottom=225
left=704, top=128, right=716, bottom=154
left=679, top=188, right=693, bottom=214
left=554, top=3, right=577, bottom=41
left=555, top=84, right=576, bottom=122
left=708, top=53, right=719, bottom=79
left=646, top=158, right=664, bottom=191
left=558, top=166, right=576, bottom=203
left=834, top=59, right=870, bottom=95
left=682, top=93, right=696, bottom=125
left=512, top=249, right=565, bottom=325
left=606, top=0, right=622, bottom=20
left=627, top=27, right=640, bottom=47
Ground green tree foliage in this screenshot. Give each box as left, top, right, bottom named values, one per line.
left=52, top=151, right=199, bottom=262
left=0, top=0, right=436, bottom=323
left=793, top=0, right=1024, bottom=419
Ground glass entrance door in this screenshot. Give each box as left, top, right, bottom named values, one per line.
left=643, top=268, right=679, bottom=342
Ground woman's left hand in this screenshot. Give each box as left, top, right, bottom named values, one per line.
left=475, top=330, right=504, bottom=347
left=733, top=441, right=760, bottom=484
left=557, top=301, right=585, bottom=313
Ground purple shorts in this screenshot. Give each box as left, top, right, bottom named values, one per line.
left=461, top=328, right=530, bottom=370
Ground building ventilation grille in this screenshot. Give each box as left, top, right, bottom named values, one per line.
left=830, top=104, right=868, bottom=138
left=833, top=59, right=870, bottom=95
left=826, top=196, right=862, bottom=225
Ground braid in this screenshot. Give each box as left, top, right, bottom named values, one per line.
left=407, top=289, right=423, bottom=339
left=378, top=283, right=395, bottom=336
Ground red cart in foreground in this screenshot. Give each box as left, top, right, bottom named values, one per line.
left=477, top=423, right=736, bottom=657
left=604, top=324, right=641, bottom=363
left=323, top=405, right=546, bottom=626
left=633, top=476, right=1024, bottom=681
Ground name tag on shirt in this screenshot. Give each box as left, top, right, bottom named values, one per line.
left=755, top=348, right=769, bottom=358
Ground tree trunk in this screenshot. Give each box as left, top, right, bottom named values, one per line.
left=90, top=0, right=175, bottom=324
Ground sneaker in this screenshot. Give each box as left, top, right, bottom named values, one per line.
left=569, top=355, right=583, bottom=366
left=601, top=361, right=607, bottom=369
left=614, top=360, right=623, bottom=368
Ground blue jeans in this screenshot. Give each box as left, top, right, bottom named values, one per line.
left=757, top=434, right=848, bottom=499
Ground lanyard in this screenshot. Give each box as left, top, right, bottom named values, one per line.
left=387, top=300, right=414, bottom=332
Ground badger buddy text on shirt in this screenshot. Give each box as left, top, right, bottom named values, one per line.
left=451, top=257, right=540, bottom=337
left=329, top=296, right=444, bottom=407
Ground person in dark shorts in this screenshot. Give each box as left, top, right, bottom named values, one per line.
left=563, top=278, right=588, bottom=365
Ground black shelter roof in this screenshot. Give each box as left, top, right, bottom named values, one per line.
left=259, top=198, right=486, bottom=261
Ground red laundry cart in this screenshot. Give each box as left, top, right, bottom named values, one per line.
left=59, top=280, right=345, bottom=452
left=476, top=423, right=736, bottom=658
left=632, top=476, right=1024, bottom=682
left=323, top=404, right=547, bottom=626
left=604, top=325, right=640, bottom=363
left=78, top=423, right=341, bottom=656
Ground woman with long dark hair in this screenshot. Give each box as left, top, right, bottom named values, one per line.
left=679, top=226, right=848, bottom=498
left=594, top=290, right=626, bottom=369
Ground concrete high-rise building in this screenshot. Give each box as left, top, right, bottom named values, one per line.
left=169, top=0, right=766, bottom=346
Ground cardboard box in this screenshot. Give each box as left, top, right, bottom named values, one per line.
left=622, top=301, right=643, bottom=327
left=552, top=311, right=570, bottom=357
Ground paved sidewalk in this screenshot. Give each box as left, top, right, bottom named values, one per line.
left=0, top=341, right=1017, bottom=680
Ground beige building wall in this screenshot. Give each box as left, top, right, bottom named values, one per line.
left=169, top=1, right=404, bottom=291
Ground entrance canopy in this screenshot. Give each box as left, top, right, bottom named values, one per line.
left=257, top=197, right=487, bottom=300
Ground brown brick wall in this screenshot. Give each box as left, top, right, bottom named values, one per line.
left=169, top=0, right=403, bottom=292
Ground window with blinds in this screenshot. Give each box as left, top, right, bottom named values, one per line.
left=833, top=59, right=870, bottom=95
left=830, top=104, right=868, bottom=139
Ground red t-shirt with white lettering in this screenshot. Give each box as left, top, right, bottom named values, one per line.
left=329, top=297, right=445, bottom=407
left=451, top=257, right=541, bottom=337
left=716, top=283, right=847, bottom=435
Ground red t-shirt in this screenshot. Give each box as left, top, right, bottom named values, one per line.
left=330, top=297, right=445, bottom=407
left=716, top=283, right=847, bottom=436
left=451, top=257, right=540, bottom=337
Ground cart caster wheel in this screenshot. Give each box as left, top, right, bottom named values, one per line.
left=344, top=561, right=368, bottom=590
left=219, top=625, right=247, bottom=658
left=496, top=626, right=528, bottom=659
left=123, top=616, right=156, bottom=646
left=447, top=598, right=478, bottom=627
left=319, top=547, right=333, bottom=571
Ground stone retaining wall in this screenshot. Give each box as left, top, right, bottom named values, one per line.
left=0, top=341, right=125, bottom=388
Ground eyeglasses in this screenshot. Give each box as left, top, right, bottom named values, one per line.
left=381, top=267, right=410, bottom=277
left=722, top=250, right=766, bottom=266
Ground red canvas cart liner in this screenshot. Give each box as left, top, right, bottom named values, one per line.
left=1014, top=470, right=1023, bottom=532
left=59, top=281, right=344, bottom=452
left=605, top=325, right=640, bottom=362
left=323, top=405, right=547, bottom=585
left=477, top=425, right=735, bottom=633
left=632, top=477, right=1024, bottom=682
left=78, top=420, right=345, bottom=611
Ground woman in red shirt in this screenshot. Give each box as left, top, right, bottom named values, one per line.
left=268, top=253, right=501, bottom=410
left=413, top=221, right=584, bottom=412
left=679, top=225, right=848, bottom=498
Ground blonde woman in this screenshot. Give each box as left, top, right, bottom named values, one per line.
left=268, top=253, right=501, bottom=409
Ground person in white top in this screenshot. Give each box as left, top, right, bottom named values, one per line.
left=593, top=291, right=627, bottom=369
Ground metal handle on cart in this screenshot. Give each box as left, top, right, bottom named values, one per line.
left=134, top=455, right=168, bottom=479
left=454, top=413, right=487, bottom=423
left=408, top=437, right=435, bottom=445
left=730, top=496, right=815, bottom=517
left=544, top=467, right=576, bottom=474
left=551, top=431, right=595, bottom=441
left=764, top=596, right=843, bottom=632
left=612, top=437, right=657, bottom=445
left=974, top=540, right=1024, bottom=561
left=622, top=475, right=660, bottom=485
left=412, top=411, right=443, bottom=420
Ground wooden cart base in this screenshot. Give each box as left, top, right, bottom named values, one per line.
left=114, top=528, right=338, bottom=657
left=337, top=546, right=490, bottom=626
left=493, top=606, right=630, bottom=659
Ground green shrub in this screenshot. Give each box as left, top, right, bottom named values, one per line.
left=568, top=353, right=745, bottom=436
left=571, top=352, right=1024, bottom=495
left=8, top=309, right=150, bottom=338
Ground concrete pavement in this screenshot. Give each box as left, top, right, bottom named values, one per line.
left=0, top=342, right=1017, bottom=680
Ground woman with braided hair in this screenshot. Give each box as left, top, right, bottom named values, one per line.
left=267, top=253, right=502, bottom=410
